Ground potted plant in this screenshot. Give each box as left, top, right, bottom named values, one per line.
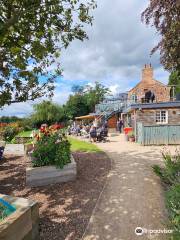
left=128, top=131, right=135, bottom=142
left=124, top=134, right=129, bottom=141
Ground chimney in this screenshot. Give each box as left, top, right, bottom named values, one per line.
left=142, top=64, right=153, bottom=83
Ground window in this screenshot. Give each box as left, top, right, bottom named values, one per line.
left=155, top=110, right=168, bottom=124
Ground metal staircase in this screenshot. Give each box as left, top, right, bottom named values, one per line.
left=95, top=105, right=125, bottom=123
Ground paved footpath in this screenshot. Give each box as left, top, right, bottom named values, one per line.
left=83, top=135, right=178, bottom=240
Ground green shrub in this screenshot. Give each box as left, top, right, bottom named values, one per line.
left=153, top=151, right=180, bottom=240
left=166, top=184, right=180, bottom=239
left=32, top=132, right=71, bottom=169
left=153, top=152, right=180, bottom=186
left=54, top=140, right=71, bottom=168
left=10, top=137, right=17, bottom=144
left=19, top=118, right=34, bottom=131
left=2, top=126, right=19, bottom=142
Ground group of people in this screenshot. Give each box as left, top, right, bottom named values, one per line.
left=67, top=118, right=109, bottom=142
left=68, top=117, right=124, bottom=142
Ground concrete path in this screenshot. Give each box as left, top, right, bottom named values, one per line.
left=83, top=135, right=177, bottom=240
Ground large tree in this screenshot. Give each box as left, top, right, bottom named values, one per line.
left=64, top=82, right=110, bottom=119
left=64, top=94, right=89, bottom=119
left=142, top=0, right=180, bottom=72
left=0, top=0, right=96, bottom=108
left=168, top=71, right=180, bottom=95
left=84, top=82, right=109, bottom=112
left=31, top=100, right=64, bottom=126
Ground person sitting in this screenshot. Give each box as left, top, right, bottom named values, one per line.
left=103, top=120, right=108, bottom=129
left=89, top=126, right=97, bottom=142
left=85, top=125, right=90, bottom=133
left=97, top=125, right=109, bottom=142
left=97, top=126, right=103, bottom=142
left=76, top=125, right=81, bottom=136
left=67, top=126, right=71, bottom=135
left=81, top=126, right=88, bottom=137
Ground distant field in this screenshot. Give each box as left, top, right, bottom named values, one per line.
left=68, top=137, right=102, bottom=153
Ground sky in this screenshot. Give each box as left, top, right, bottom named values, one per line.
left=0, top=0, right=169, bottom=117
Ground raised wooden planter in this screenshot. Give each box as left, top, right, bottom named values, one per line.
left=15, top=136, right=32, bottom=144
left=0, top=194, right=39, bottom=240
left=26, top=155, right=77, bottom=187
left=24, top=143, right=34, bottom=156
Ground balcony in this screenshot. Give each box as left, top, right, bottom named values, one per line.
left=95, top=98, right=158, bottom=115
left=95, top=100, right=125, bottom=113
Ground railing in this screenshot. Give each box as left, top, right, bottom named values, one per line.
left=95, top=97, right=164, bottom=114
left=95, top=101, right=125, bottom=113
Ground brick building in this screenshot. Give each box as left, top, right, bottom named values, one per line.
left=123, top=101, right=180, bottom=145
left=128, top=64, right=170, bottom=103
left=124, top=101, right=180, bottom=128
left=75, top=64, right=180, bottom=136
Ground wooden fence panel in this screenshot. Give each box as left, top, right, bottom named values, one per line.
left=168, top=125, right=180, bottom=144
left=137, top=122, right=143, bottom=144
left=137, top=123, right=180, bottom=145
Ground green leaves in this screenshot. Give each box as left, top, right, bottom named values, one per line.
left=153, top=151, right=180, bottom=240
left=31, top=101, right=65, bottom=126
left=168, top=71, right=180, bottom=95
left=32, top=132, right=71, bottom=169
left=166, top=184, right=180, bottom=239
left=0, top=0, right=96, bottom=107
left=65, top=82, right=110, bottom=119
left=142, top=0, right=180, bottom=72
left=2, top=126, right=19, bottom=142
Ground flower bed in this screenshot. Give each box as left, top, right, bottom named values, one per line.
left=25, top=125, right=76, bottom=186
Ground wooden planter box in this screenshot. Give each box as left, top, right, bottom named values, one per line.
left=24, top=143, right=34, bottom=156
left=26, top=155, right=77, bottom=187
left=0, top=194, right=39, bottom=240
left=15, top=136, right=32, bottom=144
left=0, top=141, right=6, bottom=147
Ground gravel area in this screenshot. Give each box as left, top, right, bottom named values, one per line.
left=0, top=152, right=111, bottom=240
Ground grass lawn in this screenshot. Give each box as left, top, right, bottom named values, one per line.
left=69, top=137, right=102, bottom=153
left=16, top=130, right=32, bottom=137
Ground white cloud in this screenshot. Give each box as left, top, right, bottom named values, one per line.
left=0, top=102, right=34, bottom=118
left=60, top=0, right=169, bottom=86
left=1, top=0, right=169, bottom=116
